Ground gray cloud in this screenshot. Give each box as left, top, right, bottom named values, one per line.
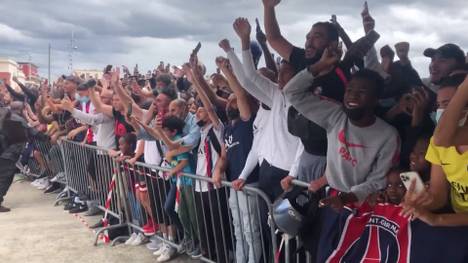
left=0, top=0, right=467, bottom=79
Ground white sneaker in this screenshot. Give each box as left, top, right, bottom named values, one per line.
left=31, top=178, right=41, bottom=186
left=157, top=246, right=176, bottom=262
left=146, top=237, right=162, bottom=250
left=153, top=244, right=168, bottom=257
left=125, top=233, right=137, bottom=245
left=131, top=233, right=147, bottom=246
left=36, top=179, right=50, bottom=190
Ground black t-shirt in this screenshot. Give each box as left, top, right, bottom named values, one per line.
left=224, top=116, right=258, bottom=183
left=288, top=46, right=350, bottom=155
left=112, top=109, right=135, bottom=149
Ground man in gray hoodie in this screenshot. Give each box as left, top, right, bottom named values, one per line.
left=284, top=49, right=400, bottom=210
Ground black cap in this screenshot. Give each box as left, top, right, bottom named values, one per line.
left=423, top=43, right=465, bottom=65
left=77, top=79, right=96, bottom=91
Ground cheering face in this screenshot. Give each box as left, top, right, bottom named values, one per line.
left=343, top=78, right=377, bottom=121
left=63, top=80, right=77, bottom=94
left=169, top=101, right=186, bottom=120
left=195, top=107, right=209, bottom=124
left=385, top=171, right=406, bottom=205
left=305, top=25, right=331, bottom=59
left=154, top=93, right=171, bottom=113
left=112, top=94, right=124, bottom=112
left=429, top=54, right=458, bottom=84
left=118, top=137, right=132, bottom=156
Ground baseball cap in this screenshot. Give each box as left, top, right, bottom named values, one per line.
left=423, top=43, right=465, bottom=65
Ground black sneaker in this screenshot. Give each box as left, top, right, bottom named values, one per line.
left=64, top=202, right=77, bottom=211
left=69, top=204, right=88, bottom=214
left=0, top=205, right=11, bottom=213
left=89, top=219, right=105, bottom=229
left=44, top=182, right=61, bottom=194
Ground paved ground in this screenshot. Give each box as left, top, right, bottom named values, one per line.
left=0, top=177, right=193, bottom=263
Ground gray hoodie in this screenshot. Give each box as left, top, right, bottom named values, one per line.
left=284, top=69, right=400, bottom=201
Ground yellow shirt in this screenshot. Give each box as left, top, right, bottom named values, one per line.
left=426, top=138, right=468, bottom=213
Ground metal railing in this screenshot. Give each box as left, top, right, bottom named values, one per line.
left=54, top=139, right=319, bottom=263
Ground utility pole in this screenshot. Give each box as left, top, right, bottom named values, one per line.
left=48, top=43, right=51, bottom=87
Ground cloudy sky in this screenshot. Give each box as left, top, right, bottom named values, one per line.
left=1, top=0, right=467, bottom=80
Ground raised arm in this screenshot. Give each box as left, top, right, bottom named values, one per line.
left=13, top=77, right=38, bottom=104
left=217, top=56, right=252, bottom=121
left=88, top=87, right=113, bottom=117
left=220, top=39, right=273, bottom=107
left=110, top=68, right=145, bottom=120
left=283, top=50, right=344, bottom=131
left=262, top=0, right=294, bottom=60
left=233, top=18, right=277, bottom=99
left=4, top=83, right=25, bottom=101
left=188, top=55, right=222, bottom=128
left=433, top=76, right=468, bottom=146
left=255, top=18, right=278, bottom=75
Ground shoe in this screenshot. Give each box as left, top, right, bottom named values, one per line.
left=44, top=182, right=61, bottom=194
left=36, top=179, right=50, bottom=190
left=0, top=205, right=11, bottom=213
left=90, top=219, right=105, bottom=229
left=142, top=222, right=156, bottom=236
left=146, top=236, right=163, bottom=250
left=125, top=233, right=138, bottom=245
left=69, top=204, right=88, bottom=214
left=51, top=172, right=66, bottom=183
left=188, top=246, right=202, bottom=259
left=178, top=238, right=192, bottom=254
left=131, top=233, right=147, bottom=246
left=153, top=244, right=168, bottom=257
left=31, top=177, right=45, bottom=187
left=64, top=202, right=77, bottom=211
left=157, top=245, right=176, bottom=262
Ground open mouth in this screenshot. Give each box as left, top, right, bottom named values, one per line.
left=345, top=101, right=360, bottom=109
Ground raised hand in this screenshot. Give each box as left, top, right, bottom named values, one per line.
left=215, top=56, right=231, bottom=72
left=361, top=1, right=375, bottom=34
left=218, top=39, right=232, bottom=53
left=310, top=45, right=342, bottom=76
left=60, top=97, right=75, bottom=112
left=233, top=18, right=251, bottom=42
left=110, top=67, right=121, bottom=88
left=262, top=0, right=281, bottom=8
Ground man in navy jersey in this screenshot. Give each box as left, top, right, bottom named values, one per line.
left=212, top=57, right=261, bottom=263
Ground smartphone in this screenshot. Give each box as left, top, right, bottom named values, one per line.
left=331, top=14, right=337, bottom=23
left=0, top=79, right=3, bottom=85
left=255, top=18, right=262, bottom=33
left=400, top=172, right=425, bottom=193
left=126, top=103, right=133, bottom=118
left=193, top=42, right=202, bottom=55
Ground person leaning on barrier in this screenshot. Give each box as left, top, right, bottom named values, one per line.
left=212, top=56, right=262, bottom=263
left=184, top=51, right=232, bottom=262
left=0, top=105, right=49, bottom=212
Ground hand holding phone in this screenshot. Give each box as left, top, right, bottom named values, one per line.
left=400, top=172, right=425, bottom=193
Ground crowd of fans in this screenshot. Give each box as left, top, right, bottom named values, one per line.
left=1, top=1, right=468, bottom=262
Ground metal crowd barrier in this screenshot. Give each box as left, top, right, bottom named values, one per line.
left=56, top=140, right=322, bottom=263
left=19, top=140, right=61, bottom=179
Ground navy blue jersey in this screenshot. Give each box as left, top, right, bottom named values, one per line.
left=224, top=116, right=258, bottom=183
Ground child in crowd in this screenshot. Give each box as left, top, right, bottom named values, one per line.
left=384, top=168, right=406, bottom=205
left=408, top=134, right=432, bottom=184
left=157, top=116, right=200, bottom=262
